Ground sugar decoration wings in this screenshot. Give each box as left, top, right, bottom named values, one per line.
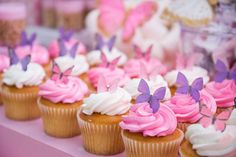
left=95, top=33, right=116, bottom=51
left=100, top=52, right=120, bottom=70
left=8, top=47, right=31, bottom=71
left=137, top=79, right=166, bottom=113
left=51, top=62, right=74, bottom=84
left=214, top=59, right=236, bottom=83
left=59, top=28, right=74, bottom=42
left=20, top=31, right=37, bottom=47
left=97, top=75, right=119, bottom=93
left=134, top=44, right=152, bottom=61
left=58, top=39, right=79, bottom=58
left=176, top=72, right=203, bottom=102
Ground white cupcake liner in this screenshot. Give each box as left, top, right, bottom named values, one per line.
left=38, top=98, right=80, bottom=138
left=77, top=111, right=124, bottom=155
left=121, top=129, right=184, bottom=157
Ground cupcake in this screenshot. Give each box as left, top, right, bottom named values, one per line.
left=205, top=60, right=236, bottom=114
left=77, top=75, right=132, bottom=155
left=181, top=106, right=236, bottom=157
left=48, top=28, right=86, bottom=58
left=120, top=79, right=184, bottom=157
left=1, top=48, right=45, bottom=120
left=165, top=72, right=217, bottom=132
left=86, top=33, right=127, bottom=67
left=41, top=0, right=56, bottom=28
left=124, top=44, right=167, bottom=78
left=124, top=61, right=171, bottom=103
left=15, top=31, right=50, bottom=76
left=0, top=2, right=26, bottom=47
left=38, top=63, right=88, bottom=138
left=0, top=53, right=10, bottom=105
left=54, top=39, right=90, bottom=89
left=87, top=52, right=129, bottom=88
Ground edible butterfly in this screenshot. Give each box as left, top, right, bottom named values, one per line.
left=97, top=75, right=119, bottom=93
left=176, top=72, right=203, bottom=102
left=139, top=61, right=158, bottom=80
left=214, top=59, right=236, bottom=83
left=199, top=104, right=233, bottom=132
left=20, top=31, right=37, bottom=47
left=134, top=44, right=152, bottom=61
left=137, top=79, right=166, bottom=113
left=59, top=27, right=74, bottom=42
left=95, top=33, right=116, bottom=52
left=8, top=47, right=31, bottom=71
left=98, top=0, right=157, bottom=41
left=51, top=62, right=74, bottom=84
left=100, top=52, right=120, bottom=70
left=58, top=39, right=79, bottom=58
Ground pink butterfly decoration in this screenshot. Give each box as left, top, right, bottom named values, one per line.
left=51, top=62, right=74, bottom=84
left=134, top=44, right=152, bottom=61
left=199, top=104, right=233, bottom=132
left=97, top=75, right=119, bottom=93
left=98, top=0, right=157, bottom=41
left=139, top=61, right=158, bottom=80
left=176, top=53, right=201, bottom=69
left=100, top=52, right=120, bottom=70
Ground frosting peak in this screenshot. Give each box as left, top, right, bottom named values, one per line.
left=120, top=102, right=177, bottom=137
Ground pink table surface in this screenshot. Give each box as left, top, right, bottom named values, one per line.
left=0, top=106, right=124, bottom=157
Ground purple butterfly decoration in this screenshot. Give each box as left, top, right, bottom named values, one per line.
left=20, top=31, right=37, bottom=47
left=8, top=47, right=31, bottom=71
left=95, top=33, right=116, bottom=52
left=137, top=79, right=166, bottom=113
left=176, top=72, right=203, bottom=102
left=214, top=59, right=236, bottom=83
left=58, top=39, right=79, bottom=58
left=59, top=28, right=74, bottom=42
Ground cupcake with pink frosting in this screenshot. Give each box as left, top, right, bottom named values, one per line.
left=48, top=28, right=86, bottom=59
left=38, top=62, right=88, bottom=138
left=87, top=52, right=129, bottom=89
left=120, top=79, right=184, bottom=157
left=165, top=72, right=217, bottom=132
left=15, top=31, right=50, bottom=75
left=205, top=60, right=236, bottom=113
left=124, top=45, right=167, bottom=78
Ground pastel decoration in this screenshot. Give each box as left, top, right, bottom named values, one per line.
left=20, top=31, right=36, bottom=48
left=51, top=62, right=74, bottom=84
left=58, top=39, right=79, bottom=58
left=59, top=27, right=74, bottom=42
left=97, top=75, right=119, bottom=93
left=95, top=33, right=116, bottom=51
left=134, top=44, right=152, bottom=61
left=100, top=52, right=120, bottom=70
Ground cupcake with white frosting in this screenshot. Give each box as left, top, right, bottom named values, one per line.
left=77, top=75, right=132, bottom=155
left=1, top=48, right=45, bottom=120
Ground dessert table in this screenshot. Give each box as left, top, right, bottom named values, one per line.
left=0, top=106, right=124, bottom=157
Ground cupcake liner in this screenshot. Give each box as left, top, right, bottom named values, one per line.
left=121, top=129, right=184, bottom=157
left=1, top=85, right=40, bottom=120
left=170, top=86, right=177, bottom=96
left=177, top=122, right=191, bottom=133
left=77, top=113, right=124, bottom=155
left=180, top=139, right=199, bottom=157
left=38, top=98, right=80, bottom=138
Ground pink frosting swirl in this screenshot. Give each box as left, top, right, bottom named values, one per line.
left=205, top=80, right=236, bottom=108
left=87, top=67, right=130, bottom=87
left=15, top=44, right=49, bottom=65
left=0, top=54, right=10, bottom=72
left=39, top=77, right=88, bottom=103
left=165, top=90, right=217, bottom=123
left=120, top=102, right=177, bottom=137
left=48, top=39, right=86, bottom=58
left=124, top=58, right=167, bottom=78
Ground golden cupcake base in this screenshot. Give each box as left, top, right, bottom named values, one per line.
left=1, top=84, right=40, bottom=121
left=38, top=97, right=82, bottom=138
left=122, top=129, right=184, bottom=157
left=77, top=112, right=124, bottom=155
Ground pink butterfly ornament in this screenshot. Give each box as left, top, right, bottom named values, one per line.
left=100, top=52, right=121, bottom=70
left=199, top=104, right=233, bottom=132
left=97, top=75, right=119, bottom=93
left=51, top=62, right=74, bottom=84
left=134, top=44, right=152, bottom=61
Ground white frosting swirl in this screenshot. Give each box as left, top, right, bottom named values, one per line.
left=55, top=55, right=89, bottom=76
left=186, top=124, right=236, bottom=157
left=164, top=66, right=209, bottom=86
left=226, top=109, right=236, bottom=125
left=82, top=87, right=132, bottom=116
left=124, top=75, right=171, bottom=99
left=3, top=63, right=45, bottom=88
left=86, top=47, right=127, bottom=66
